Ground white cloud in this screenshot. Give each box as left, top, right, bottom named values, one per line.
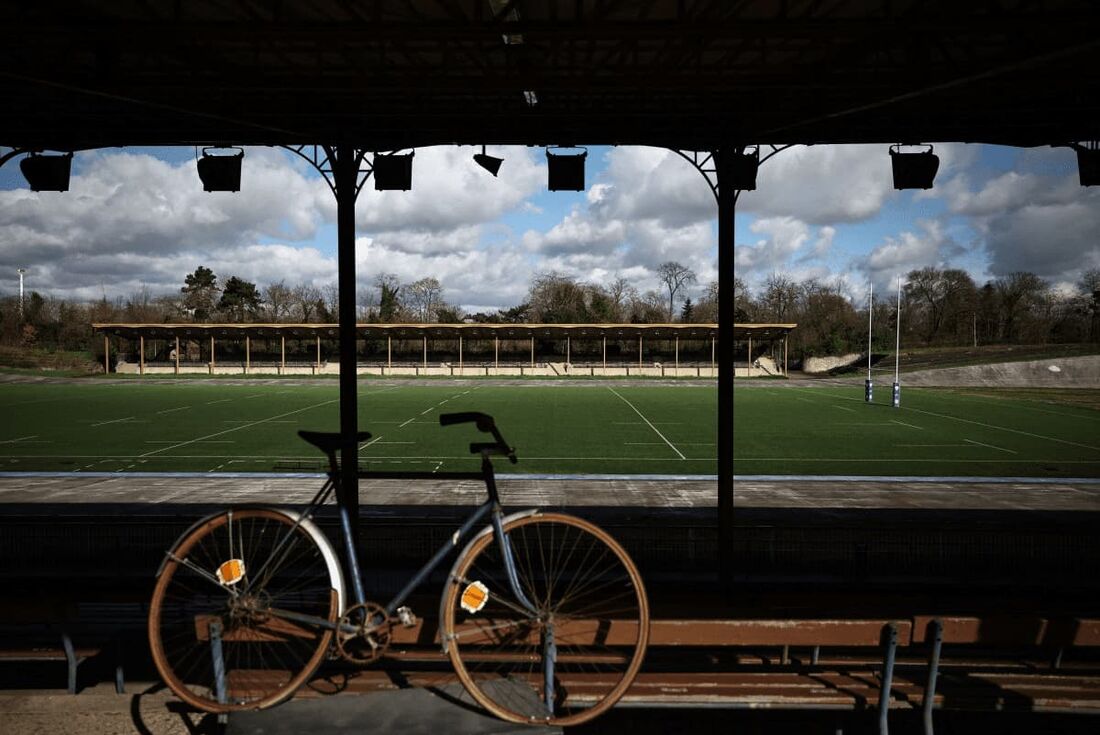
left=356, top=146, right=544, bottom=233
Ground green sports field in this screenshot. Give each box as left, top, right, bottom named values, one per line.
left=0, top=380, right=1097, bottom=477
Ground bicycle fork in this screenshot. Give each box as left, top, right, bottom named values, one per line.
left=491, top=510, right=557, bottom=717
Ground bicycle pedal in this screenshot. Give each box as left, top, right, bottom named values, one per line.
left=395, top=606, right=418, bottom=627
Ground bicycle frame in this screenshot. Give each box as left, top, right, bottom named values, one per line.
left=254, top=451, right=538, bottom=635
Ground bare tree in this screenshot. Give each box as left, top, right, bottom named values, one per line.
left=405, top=277, right=444, bottom=322
left=655, top=261, right=696, bottom=321
left=264, top=280, right=294, bottom=323
left=291, top=284, right=322, bottom=322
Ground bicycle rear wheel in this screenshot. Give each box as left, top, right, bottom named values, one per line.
left=442, top=513, right=648, bottom=726
left=149, top=508, right=342, bottom=712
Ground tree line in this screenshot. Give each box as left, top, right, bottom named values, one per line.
left=736, top=267, right=1100, bottom=357
left=2, top=263, right=1097, bottom=361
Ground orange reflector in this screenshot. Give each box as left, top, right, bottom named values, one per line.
left=460, top=581, right=489, bottom=613
left=216, top=558, right=246, bottom=586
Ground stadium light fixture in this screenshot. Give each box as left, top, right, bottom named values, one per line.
left=889, top=144, right=939, bottom=190
left=730, top=146, right=760, bottom=190
left=20, top=151, right=73, bottom=191
left=373, top=152, right=414, bottom=191
left=197, top=146, right=244, bottom=192
left=546, top=146, right=587, bottom=191
left=1071, top=142, right=1100, bottom=186
left=473, top=146, right=504, bottom=177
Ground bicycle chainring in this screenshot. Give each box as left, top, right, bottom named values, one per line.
left=335, top=602, right=392, bottom=665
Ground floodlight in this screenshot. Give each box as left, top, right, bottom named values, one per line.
left=546, top=147, right=587, bottom=191
left=889, top=144, right=939, bottom=190
left=1072, top=142, right=1100, bottom=186
left=373, top=152, right=414, bottom=191
left=197, top=147, right=244, bottom=192
left=473, top=146, right=503, bottom=177
left=20, top=151, right=73, bottom=191
left=730, top=147, right=760, bottom=191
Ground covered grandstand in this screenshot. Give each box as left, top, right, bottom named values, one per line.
left=93, top=322, right=796, bottom=378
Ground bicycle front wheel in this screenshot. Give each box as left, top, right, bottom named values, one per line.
left=149, top=508, right=343, bottom=712
left=442, top=513, right=648, bottom=726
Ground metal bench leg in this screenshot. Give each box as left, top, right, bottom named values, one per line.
left=61, top=633, right=77, bottom=695
left=114, top=637, right=125, bottom=695
left=878, top=623, right=898, bottom=735
left=923, top=619, right=943, bottom=735
left=812, top=645, right=820, bottom=665
left=210, top=621, right=229, bottom=726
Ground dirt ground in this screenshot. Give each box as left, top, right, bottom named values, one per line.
left=0, top=683, right=216, bottom=735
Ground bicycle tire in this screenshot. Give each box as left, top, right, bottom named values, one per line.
left=149, top=507, right=343, bottom=712
left=442, top=512, right=648, bottom=726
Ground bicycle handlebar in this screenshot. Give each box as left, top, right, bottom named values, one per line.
left=439, top=412, right=517, bottom=464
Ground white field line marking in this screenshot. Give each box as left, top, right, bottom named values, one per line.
left=895, top=444, right=970, bottom=448
left=891, top=420, right=923, bottom=430
left=795, top=397, right=815, bottom=404
left=222, top=419, right=296, bottom=424
left=832, top=405, right=857, bottom=413
left=732, top=457, right=1100, bottom=464
left=419, top=407, right=434, bottom=415
left=943, top=392, right=1100, bottom=423
left=138, top=399, right=338, bottom=458
left=965, top=438, right=1018, bottom=454
left=205, top=399, right=231, bottom=405
left=361, top=436, right=383, bottom=449
left=836, top=422, right=895, bottom=426
left=91, top=416, right=135, bottom=427
left=245, top=394, right=264, bottom=399
left=607, top=387, right=686, bottom=460
left=625, top=442, right=665, bottom=445
left=157, top=406, right=190, bottom=415
left=399, top=417, right=417, bottom=428
left=373, top=441, right=415, bottom=445
left=901, top=405, right=1100, bottom=452
left=0, top=435, right=37, bottom=444
left=612, top=422, right=643, bottom=425
left=792, top=386, right=1100, bottom=453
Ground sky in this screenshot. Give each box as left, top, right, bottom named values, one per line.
left=1, top=142, right=1098, bottom=314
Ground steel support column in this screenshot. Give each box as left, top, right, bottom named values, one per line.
left=715, top=147, right=736, bottom=585
left=333, top=144, right=361, bottom=539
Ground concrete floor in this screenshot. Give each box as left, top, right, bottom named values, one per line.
left=1, top=474, right=1099, bottom=513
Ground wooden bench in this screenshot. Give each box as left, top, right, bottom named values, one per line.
left=912, top=616, right=1100, bottom=734
left=0, top=598, right=123, bottom=694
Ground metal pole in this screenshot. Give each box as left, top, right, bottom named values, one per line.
left=715, top=147, right=735, bottom=585
left=139, top=336, right=145, bottom=376
left=175, top=336, right=180, bottom=375
left=211, top=336, right=215, bottom=373
left=459, top=334, right=463, bottom=372
left=17, top=268, right=26, bottom=319
left=334, top=144, right=361, bottom=537
left=923, top=620, right=943, bottom=735
left=530, top=337, right=534, bottom=368
left=893, top=275, right=902, bottom=408
left=866, top=281, right=874, bottom=402
left=387, top=335, right=392, bottom=369
left=104, top=335, right=109, bottom=374
left=281, top=335, right=286, bottom=373
left=245, top=335, right=250, bottom=374
left=423, top=335, right=427, bottom=370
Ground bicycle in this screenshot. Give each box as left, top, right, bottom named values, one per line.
left=148, top=412, right=649, bottom=726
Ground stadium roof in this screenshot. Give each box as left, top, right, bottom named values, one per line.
left=3, top=1, right=1099, bottom=151
left=93, top=323, right=797, bottom=341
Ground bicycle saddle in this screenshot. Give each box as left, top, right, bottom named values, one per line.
left=298, top=430, right=373, bottom=455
